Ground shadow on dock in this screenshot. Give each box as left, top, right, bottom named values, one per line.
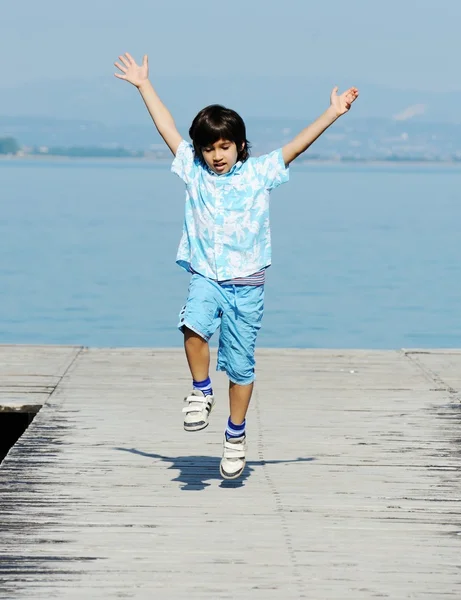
left=115, top=447, right=315, bottom=491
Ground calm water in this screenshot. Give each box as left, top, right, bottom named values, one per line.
left=1, top=159, right=460, bottom=348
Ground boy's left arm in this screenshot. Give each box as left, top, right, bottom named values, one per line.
left=282, top=87, right=359, bottom=166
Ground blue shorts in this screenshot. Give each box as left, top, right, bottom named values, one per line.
left=178, top=274, right=264, bottom=385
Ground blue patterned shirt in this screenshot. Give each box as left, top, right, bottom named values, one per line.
left=171, top=140, right=289, bottom=280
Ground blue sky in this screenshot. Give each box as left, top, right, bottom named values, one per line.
left=1, top=0, right=461, bottom=125
left=3, top=0, right=461, bottom=90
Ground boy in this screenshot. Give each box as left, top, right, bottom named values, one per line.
left=114, top=53, right=359, bottom=480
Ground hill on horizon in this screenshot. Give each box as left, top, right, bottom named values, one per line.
left=1, top=76, right=461, bottom=127
left=2, top=113, right=461, bottom=161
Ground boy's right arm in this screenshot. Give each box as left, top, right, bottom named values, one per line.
left=114, top=53, right=182, bottom=156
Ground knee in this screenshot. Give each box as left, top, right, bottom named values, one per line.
left=218, top=357, right=255, bottom=385
left=227, top=367, right=255, bottom=386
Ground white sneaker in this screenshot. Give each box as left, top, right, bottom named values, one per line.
left=220, top=435, right=246, bottom=479
left=182, top=390, right=215, bottom=432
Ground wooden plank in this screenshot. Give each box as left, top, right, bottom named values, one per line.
left=0, top=345, right=82, bottom=409
left=0, top=347, right=460, bottom=599
left=0, top=344, right=83, bottom=376
left=0, top=400, right=44, bottom=412
left=404, top=349, right=461, bottom=394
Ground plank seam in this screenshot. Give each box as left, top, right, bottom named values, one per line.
left=45, top=346, right=86, bottom=404
left=402, top=351, right=459, bottom=401
left=254, top=387, right=307, bottom=598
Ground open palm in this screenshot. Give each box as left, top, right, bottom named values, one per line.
left=330, top=86, right=359, bottom=116
left=114, top=53, right=148, bottom=87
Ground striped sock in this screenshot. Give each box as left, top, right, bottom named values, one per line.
left=193, top=377, right=213, bottom=397
left=225, top=417, right=246, bottom=440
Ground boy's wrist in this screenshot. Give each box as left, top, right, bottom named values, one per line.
left=137, top=80, right=151, bottom=93
left=326, top=105, right=340, bottom=120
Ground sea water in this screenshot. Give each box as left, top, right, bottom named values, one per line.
left=1, top=159, right=460, bottom=348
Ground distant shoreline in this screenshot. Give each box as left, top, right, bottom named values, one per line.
left=1, top=154, right=460, bottom=168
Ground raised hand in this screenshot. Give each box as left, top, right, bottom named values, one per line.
left=330, top=86, right=359, bottom=116
left=114, top=53, right=149, bottom=88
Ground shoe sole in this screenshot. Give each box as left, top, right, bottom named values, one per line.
left=183, top=399, right=215, bottom=432
left=220, top=459, right=246, bottom=480
left=184, top=421, right=209, bottom=432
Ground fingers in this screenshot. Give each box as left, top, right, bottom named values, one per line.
left=118, top=54, right=131, bottom=68
left=143, top=54, right=148, bottom=67
left=114, top=61, right=127, bottom=74
left=114, top=73, right=127, bottom=80
left=346, top=87, right=359, bottom=97
left=125, top=52, right=136, bottom=65
left=346, top=88, right=359, bottom=103
left=335, top=86, right=359, bottom=96
left=330, top=86, right=339, bottom=105
left=341, top=87, right=359, bottom=105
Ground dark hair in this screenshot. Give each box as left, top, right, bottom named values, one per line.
left=189, top=104, right=251, bottom=165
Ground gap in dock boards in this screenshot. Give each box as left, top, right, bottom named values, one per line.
left=0, top=405, right=42, bottom=464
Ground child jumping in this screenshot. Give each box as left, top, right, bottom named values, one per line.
left=114, top=53, right=359, bottom=480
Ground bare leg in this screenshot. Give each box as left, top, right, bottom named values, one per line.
left=182, top=328, right=215, bottom=432
left=184, top=327, right=210, bottom=381
left=220, top=381, right=252, bottom=478
left=229, top=381, right=254, bottom=425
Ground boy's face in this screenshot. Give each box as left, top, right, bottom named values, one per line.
left=201, top=139, right=240, bottom=174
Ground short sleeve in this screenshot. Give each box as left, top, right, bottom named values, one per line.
left=253, top=149, right=289, bottom=190
left=171, top=140, right=196, bottom=183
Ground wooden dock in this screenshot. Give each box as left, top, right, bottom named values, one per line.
left=0, top=345, right=460, bottom=599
